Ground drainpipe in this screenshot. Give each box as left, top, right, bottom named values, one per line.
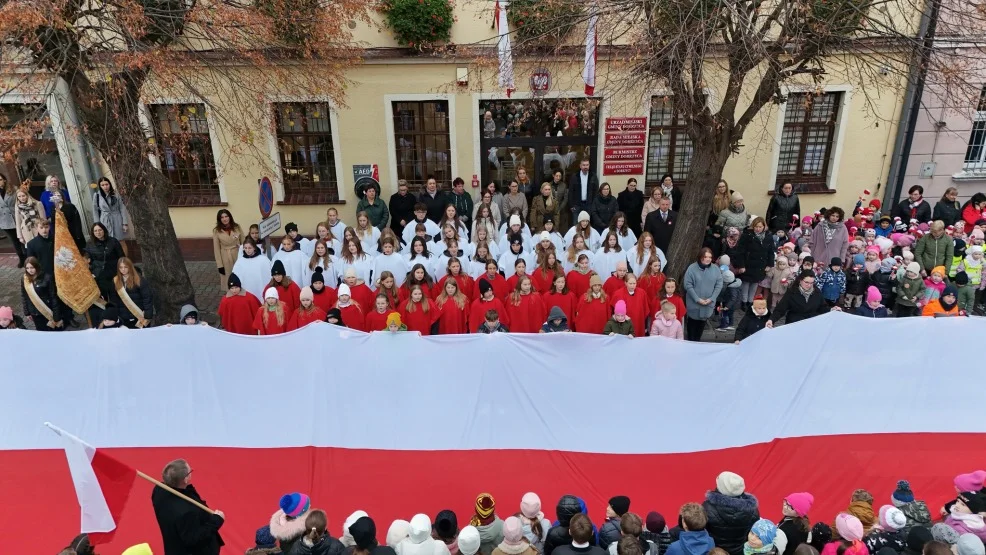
left=885, top=0, right=941, bottom=209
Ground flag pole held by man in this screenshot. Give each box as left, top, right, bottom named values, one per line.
left=45, top=423, right=225, bottom=553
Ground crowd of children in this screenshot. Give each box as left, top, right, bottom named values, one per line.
left=61, top=469, right=986, bottom=555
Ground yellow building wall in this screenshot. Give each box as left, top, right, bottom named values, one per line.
left=165, top=52, right=905, bottom=238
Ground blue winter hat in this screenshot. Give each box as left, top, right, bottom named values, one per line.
left=892, top=480, right=915, bottom=505
left=255, top=525, right=277, bottom=549
left=279, top=492, right=311, bottom=519
left=750, top=519, right=778, bottom=546
left=852, top=253, right=865, bottom=266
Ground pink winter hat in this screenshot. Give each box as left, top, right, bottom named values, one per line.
left=521, top=492, right=543, bottom=519
left=502, top=516, right=525, bottom=547
left=615, top=300, right=627, bottom=316
left=0, top=306, right=12, bottom=321
left=955, top=470, right=986, bottom=492
left=785, top=492, right=814, bottom=517
left=866, top=286, right=881, bottom=304
left=835, top=513, right=864, bottom=542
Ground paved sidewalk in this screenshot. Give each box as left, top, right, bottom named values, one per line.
left=0, top=253, right=738, bottom=340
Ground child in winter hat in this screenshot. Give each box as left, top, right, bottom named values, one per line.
left=945, top=491, right=986, bottom=542
left=877, top=506, right=906, bottom=532
left=785, top=493, right=814, bottom=518
left=519, top=493, right=550, bottom=553
left=342, top=510, right=369, bottom=547
left=828, top=513, right=867, bottom=555
left=931, top=523, right=960, bottom=545
left=956, top=534, right=986, bottom=555
left=780, top=494, right=813, bottom=555
left=245, top=525, right=280, bottom=554
left=716, top=471, right=746, bottom=497
left=387, top=520, right=411, bottom=548
left=494, top=516, right=535, bottom=555
left=745, top=519, right=778, bottom=555
left=270, top=493, right=313, bottom=554
left=459, top=526, right=482, bottom=555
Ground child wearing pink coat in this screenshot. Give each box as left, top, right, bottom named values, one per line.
left=649, top=300, right=684, bottom=339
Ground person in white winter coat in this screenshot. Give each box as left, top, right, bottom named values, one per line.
left=397, top=514, right=451, bottom=555
left=272, top=235, right=309, bottom=286
left=92, top=177, right=130, bottom=239
left=231, top=237, right=272, bottom=301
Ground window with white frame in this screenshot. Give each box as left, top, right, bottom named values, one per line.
left=776, top=92, right=842, bottom=193
left=963, top=86, right=986, bottom=172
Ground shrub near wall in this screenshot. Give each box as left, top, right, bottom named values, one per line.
left=381, top=0, right=455, bottom=50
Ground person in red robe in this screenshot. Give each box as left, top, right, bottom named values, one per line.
left=469, top=278, right=509, bottom=332
left=342, top=268, right=375, bottom=311
left=309, top=269, right=337, bottom=314
left=566, top=254, right=594, bottom=299
left=434, top=277, right=469, bottom=334
left=472, top=260, right=509, bottom=301
left=374, top=271, right=401, bottom=310
left=253, top=287, right=289, bottom=335
left=603, top=262, right=630, bottom=298
left=399, top=263, right=434, bottom=303
left=542, top=273, right=577, bottom=330
left=399, top=284, right=439, bottom=335
left=610, top=274, right=651, bottom=337
left=266, top=260, right=301, bottom=314
left=637, top=258, right=667, bottom=305
left=336, top=283, right=366, bottom=331
left=658, top=278, right=687, bottom=323
left=287, top=287, right=327, bottom=331
left=531, top=253, right=563, bottom=294
left=575, top=274, right=610, bottom=334
left=505, top=259, right=531, bottom=295
left=436, top=258, right=475, bottom=305
left=365, top=293, right=398, bottom=331
left=503, top=275, right=546, bottom=333
left=218, top=273, right=261, bottom=335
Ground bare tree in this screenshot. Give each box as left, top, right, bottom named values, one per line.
left=0, top=0, right=366, bottom=321
left=481, top=0, right=986, bottom=276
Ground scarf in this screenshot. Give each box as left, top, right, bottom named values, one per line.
left=726, top=236, right=739, bottom=248
left=755, top=231, right=766, bottom=242
left=17, top=201, right=39, bottom=228
left=799, top=286, right=813, bottom=302
left=729, top=203, right=744, bottom=214
left=662, top=184, right=674, bottom=197
left=909, top=198, right=923, bottom=219
left=847, top=501, right=876, bottom=535
left=940, top=294, right=958, bottom=311
left=821, top=220, right=841, bottom=244
left=744, top=543, right=774, bottom=555
left=950, top=507, right=986, bottom=530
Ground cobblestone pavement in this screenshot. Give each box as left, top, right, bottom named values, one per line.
left=0, top=253, right=737, bottom=340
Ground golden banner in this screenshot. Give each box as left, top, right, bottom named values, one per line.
left=54, top=209, right=101, bottom=314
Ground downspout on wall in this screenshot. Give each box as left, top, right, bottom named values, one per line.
left=884, top=0, right=942, bottom=208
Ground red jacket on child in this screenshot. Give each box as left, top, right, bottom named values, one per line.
left=253, top=303, right=290, bottom=335
left=400, top=299, right=440, bottom=335
left=503, top=292, right=546, bottom=333
left=575, top=295, right=610, bottom=334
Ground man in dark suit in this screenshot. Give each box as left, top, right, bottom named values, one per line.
left=643, top=196, right=677, bottom=253
left=152, top=458, right=225, bottom=555
left=567, top=159, right=598, bottom=222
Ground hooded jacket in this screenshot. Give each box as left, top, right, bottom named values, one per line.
left=541, top=305, right=570, bottom=332
left=271, top=509, right=311, bottom=555
left=545, top=496, right=591, bottom=555
left=665, top=531, right=715, bottom=555
left=179, top=304, right=199, bottom=324
left=397, top=516, right=452, bottom=555
left=702, top=491, right=760, bottom=555
left=477, top=518, right=505, bottom=555
left=289, top=534, right=346, bottom=555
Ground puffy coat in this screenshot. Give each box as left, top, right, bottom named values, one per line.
left=771, top=286, right=832, bottom=325
left=777, top=518, right=809, bottom=555
left=933, top=200, right=961, bottom=227
left=702, top=491, right=760, bottom=555
left=734, top=309, right=770, bottom=342
left=85, top=236, right=126, bottom=296
left=914, top=233, right=954, bottom=274
left=736, top=230, right=775, bottom=283
left=766, top=193, right=800, bottom=232
left=590, top=194, right=619, bottom=233
left=863, top=270, right=895, bottom=308
left=545, top=496, right=590, bottom=555
left=599, top=518, right=621, bottom=550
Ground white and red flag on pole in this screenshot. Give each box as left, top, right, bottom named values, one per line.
left=494, top=0, right=515, bottom=97
left=46, top=422, right=137, bottom=544
left=583, top=7, right=598, bottom=95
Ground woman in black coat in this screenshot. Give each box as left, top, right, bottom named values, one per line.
left=110, top=256, right=154, bottom=328
left=589, top=182, right=619, bottom=233
left=767, top=271, right=839, bottom=327
left=85, top=222, right=125, bottom=298
left=20, top=256, right=63, bottom=331
left=617, top=177, right=645, bottom=233
left=932, top=186, right=961, bottom=227
left=735, top=217, right=774, bottom=307
left=765, top=182, right=801, bottom=233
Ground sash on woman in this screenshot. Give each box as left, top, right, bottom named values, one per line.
left=116, top=284, right=148, bottom=328
left=23, top=275, right=57, bottom=325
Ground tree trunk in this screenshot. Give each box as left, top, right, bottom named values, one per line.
left=111, top=155, right=197, bottom=324
left=665, top=141, right=732, bottom=280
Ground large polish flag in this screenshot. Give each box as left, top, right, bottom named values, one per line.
left=1, top=313, right=985, bottom=554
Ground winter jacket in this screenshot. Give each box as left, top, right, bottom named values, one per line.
left=449, top=191, right=474, bottom=227
left=736, top=229, right=775, bottom=283
left=845, top=266, right=866, bottom=296
left=649, top=313, right=684, bottom=339
left=25, top=232, right=55, bottom=276
left=288, top=534, right=345, bottom=555
left=683, top=263, right=724, bottom=320
left=766, top=193, right=801, bottom=232
left=895, top=276, right=925, bottom=307
left=272, top=508, right=315, bottom=555
left=503, top=192, right=530, bottom=221
left=914, top=233, right=954, bottom=274
left=530, top=193, right=561, bottom=233
left=151, top=484, right=225, bottom=555
left=816, top=269, right=846, bottom=301
left=356, top=197, right=390, bottom=231
left=896, top=501, right=932, bottom=532
left=665, top=531, right=715, bottom=555
left=863, top=530, right=905, bottom=554
left=545, top=496, right=589, bottom=555
left=0, top=188, right=15, bottom=229
left=85, top=236, right=126, bottom=296
left=618, top=189, right=645, bottom=232
left=111, top=274, right=155, bottom=324
left=808, top=223, right=850, bottom=270
left=933, top=200, right=961, bottom=227
left=863, top=270, right=896, bottom=308
left=855, top=304, right=889, bottom=318
left=603, top=317, right=634, bottom=336
left=716, top=208, right=750, bottom=231
left=390, top=191, right=418, bottom=238
left=522, top=516, right=552, bottom=554
left=702, top=491, right=760, bottom=555
left=541, top=305, right=570, bottom=332
left=640, top=531, right=672, bottom=555
left=956, top=284, right=976, bottom=314
left=21, top=273, right=61, bottom=323
left=590, top=194, right=619, bottom=233
left=478, top=518, right=505, bottom=555
left=777, top=518, right=809, bottom=555
left=891, top=199, right=932, bottom=223
left=92, top=190, right=129, bottom=239
left=419, top=190, right=450, bottom=224
left=734, top=309, right=770, bottom=342
left=772, top=287, right=832, bottom=325
left=599, top=518, right=621, bottom=550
